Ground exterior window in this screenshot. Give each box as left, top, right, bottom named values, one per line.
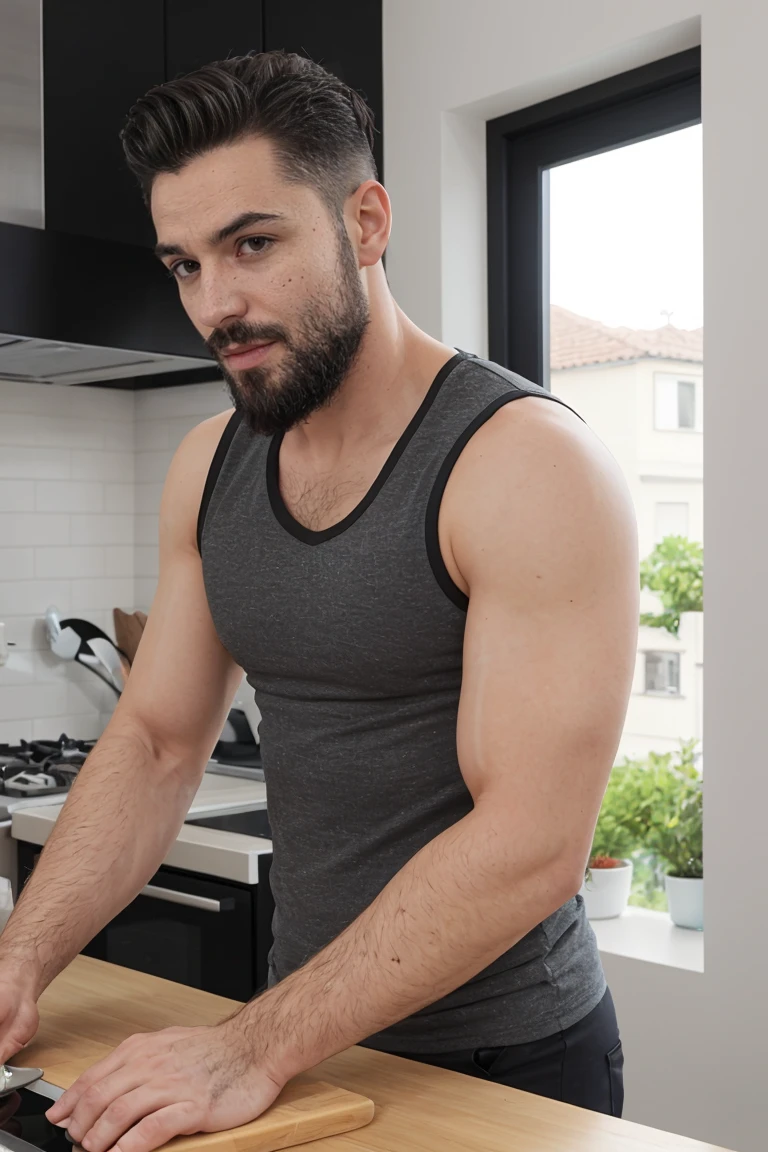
left=655, top=374, right=698, bottom=430
left=645, top=651, right=680, bottom=694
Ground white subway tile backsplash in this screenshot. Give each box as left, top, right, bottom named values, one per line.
left=0, top=718, right=33, bottom=742
left=104, top=484, right=135, bottom=514
left=0, top=482, right=35, bottom=512
left=67, top=677, right=118, bottom=717
left=55, top=415, right=108, bottom=450
left=134, top=515, right=159, bottom=546
left=135, top=483, right=165, bottom=515
left=103, top=421, right=136, bottom=451
left=71, top=515, right=132, bottom=546
left=69, top=577, right=134, bottom=614
left=135, top=546, right=159, bottom=579
left=0, top=681, right=69, bottom=721
left=135, top=380, right=229, bottom=420
left=104, top=546, right=134, bottom=578
left=71, top=451, right=134, bottom=483
left=37, top=480, right=104, bottom=513
left=0, top=446, right=71, bottom=480
left=0, top=650, right=70, bottom=686
left=0, top=650, right=36, bottom=685
left=0, top=380, right=131, bottom=421
left=0, top=513, right=70, bottom=546
left=0, top=548, right=34, bottom=579
left=166, top=414, right=212, bottom=447
left=135, top=451, right=173, bottom=484
left=35, top=546, right=105, bottom=579
left=32, top=712, right=107, bottom=741
left=134, top=577, right=158, bottom=612
left=4, top=616, right=49, bottom=652
left=0, top=579, right=71, bottom=616
left=135, top=420, right=170, bottom=450
left=0, top=378, right=227, bottom=737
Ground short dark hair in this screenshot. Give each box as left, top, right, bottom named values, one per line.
left=120, top=50, right=378, bottom=219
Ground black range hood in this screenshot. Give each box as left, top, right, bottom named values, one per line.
left=0, top=220, right=218, bottom=388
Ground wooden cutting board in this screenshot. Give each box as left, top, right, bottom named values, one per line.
left=18, top=957, right=374, bottom=1152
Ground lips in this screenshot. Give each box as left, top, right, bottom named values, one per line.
left=220, top=342, right=277, bottom=370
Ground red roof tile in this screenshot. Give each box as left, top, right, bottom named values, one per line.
left=551, top=305, right=703, bottom=370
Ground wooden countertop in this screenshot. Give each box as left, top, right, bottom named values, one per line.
left=21, top=957, right=733, bottom=1152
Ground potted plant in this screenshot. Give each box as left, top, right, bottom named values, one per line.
left=644, top=760, right=703, bottom=931
left=580, top=761, right=639, bottom=920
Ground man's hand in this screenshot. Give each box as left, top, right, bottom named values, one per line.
left=0, top=967, right=40, bottom=1064
left=45, top=1022, right=284, bottom=1152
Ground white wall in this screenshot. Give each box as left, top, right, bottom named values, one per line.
left=383, top=3, right=765, bottom=1150
left=133, top=381, right=233, bottom=611
left=0, top=379, right=135, bottom=741
left=0, top=378, right=230, bottom=743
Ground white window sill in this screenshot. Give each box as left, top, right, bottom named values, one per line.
left=591, top=905, right=704, bottom=973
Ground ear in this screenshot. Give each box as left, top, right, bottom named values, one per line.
left=353, top=180, right=391, bottom=268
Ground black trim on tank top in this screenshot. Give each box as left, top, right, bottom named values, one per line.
left=266, top=350, right=472, bottom=546
left=196, top=407, right=243, bottom=555
left=425, top=388, right=585, bottom=612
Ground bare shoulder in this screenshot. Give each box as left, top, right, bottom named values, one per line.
left=440, top=394, right=638, bottom=599
left=159, top=407, right=237, bottom=553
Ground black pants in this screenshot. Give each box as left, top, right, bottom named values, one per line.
left=382, top=987, right=624, bottom=1117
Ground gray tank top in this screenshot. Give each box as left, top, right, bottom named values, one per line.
left=198, top=349, right=606, bottom=1052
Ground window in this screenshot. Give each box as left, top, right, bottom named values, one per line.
left=488, top=48, right=702, bottom=923
left=655, top=502, right=689, bottom=542
left=645, top=651, right=681, bottom=695
left=655, top=374, right=699, bottom=430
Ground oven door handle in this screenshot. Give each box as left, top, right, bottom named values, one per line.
left=139, top=884, right=234, bottom=912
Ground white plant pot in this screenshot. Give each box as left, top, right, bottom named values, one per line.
left=665, top=875, right=703, bottom=931
left=579, top=860, right=633, bottom=920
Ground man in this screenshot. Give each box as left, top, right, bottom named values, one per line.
left=0, top=51, right=638, bottom=1151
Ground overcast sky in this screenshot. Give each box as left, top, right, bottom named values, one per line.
left=548, top=123, right=702, bottom=332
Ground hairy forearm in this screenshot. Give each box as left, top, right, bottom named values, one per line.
left=0, top=721, right=201, bottom=995
left=231, top=802, right=577, bottom=1081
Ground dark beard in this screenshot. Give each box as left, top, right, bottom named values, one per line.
left=207, top=229, right=370, bottom=437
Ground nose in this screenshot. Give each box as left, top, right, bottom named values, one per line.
left=194, top=268, right=250, bottom=332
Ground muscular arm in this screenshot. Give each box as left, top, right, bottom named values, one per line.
left=230, top=397, right=640, bottom=1081
left=0, top=412, right=243, bottom=1006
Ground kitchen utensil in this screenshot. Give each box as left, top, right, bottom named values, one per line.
left=44, top=609, right=80, bottom=661
left=112, top=609, right=147, bottom=666
left=47, top=618, right=129, bottom=697
left=0, top=1066, right=43, bottom=1098
left=84, top=638, right=125, bottom=694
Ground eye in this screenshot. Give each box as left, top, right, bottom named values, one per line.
left=237, top=236, right=273, bottom=256
left=168, top=260, right=199, bottom=281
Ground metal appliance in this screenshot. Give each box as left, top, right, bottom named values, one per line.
left=0, top=1078, right=72, bottom=1152
left=16, top=835, right=274, bottom=1003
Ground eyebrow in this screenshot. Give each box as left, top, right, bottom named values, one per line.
left=154, top=211, right=286, bottom=259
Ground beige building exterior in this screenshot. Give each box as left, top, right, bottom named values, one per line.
left=549, top=306, right=703, bottom=763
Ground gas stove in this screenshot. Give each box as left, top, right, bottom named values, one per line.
left=0, top=733, right=96, bottom=802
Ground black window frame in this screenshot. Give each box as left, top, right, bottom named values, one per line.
left=487, top=46, right=701, bottom=389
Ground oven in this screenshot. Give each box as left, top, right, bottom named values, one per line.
left=16, top=844, right=274, bottom=1003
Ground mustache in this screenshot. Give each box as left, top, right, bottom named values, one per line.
left=206, top=320, right=287, bottom=356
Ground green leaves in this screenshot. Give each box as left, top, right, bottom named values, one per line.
left=639, top=535, right=703, bottom=637
left=591, top=738, right=703, bottom=880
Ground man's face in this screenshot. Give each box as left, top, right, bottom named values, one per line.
left=151, top=136, right=370, bottom=436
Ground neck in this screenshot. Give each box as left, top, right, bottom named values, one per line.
left=285, top=267, right=456, bottom=466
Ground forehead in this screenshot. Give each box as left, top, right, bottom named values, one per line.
left=150, top=136, right=320, bottom=241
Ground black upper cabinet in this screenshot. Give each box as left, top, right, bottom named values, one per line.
left=43, top=0, right=381, bottom=250
left=43, top=0, right=166, bottom=249
left=264, top=1, right=384, bottom=185
left=164, top=0, right=264, bottom=82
